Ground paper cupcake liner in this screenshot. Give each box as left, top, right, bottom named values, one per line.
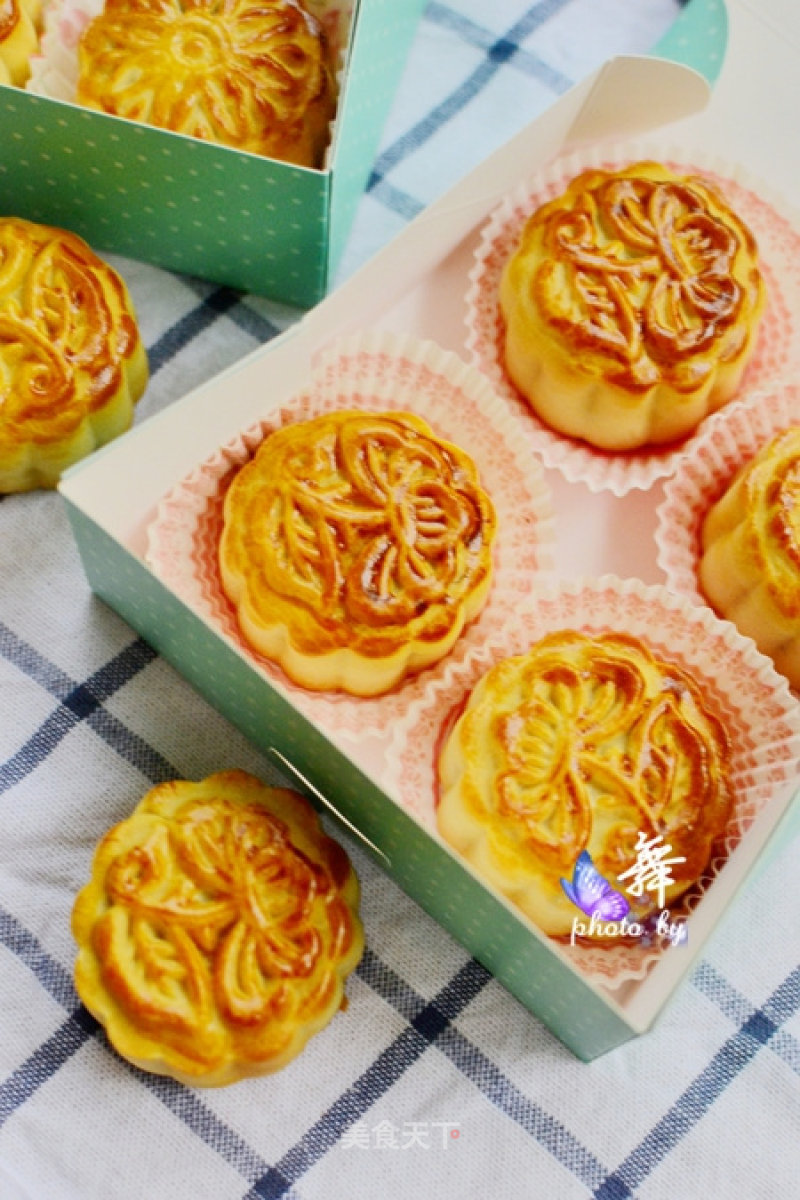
left=146, top=328, right=556, bottom=743
left=465, top=139, right=800, bottom=496
left=655, top=382, right=800, bottom=673
left=27, top=0, right=354, bottom=169
left=25, top=0, right=86, bottom=100
left=385, top=575, right=800, bottom=987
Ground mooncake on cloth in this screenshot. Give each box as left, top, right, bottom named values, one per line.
left=0, top=0, right=42, bottom=86
left=499, top=161, right=766, bottom=451
left=218, top=409, right=498, bottom=697
left=699, top=425, right=800, bottom=689
left=0, top=217, right=148, bottom=492
left=76, top=0, right=335, bottom=166
left=436, top=630, right=733, bottom=939
left=72, top=770, right=364, bottom=1086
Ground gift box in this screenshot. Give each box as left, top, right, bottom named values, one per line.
left=0, top=0, right=426, bottom=306
left=59, top=0, right=800, bottom=1059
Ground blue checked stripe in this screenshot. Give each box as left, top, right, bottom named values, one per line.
left=367, top=0, right=576, bottom=219
left=425, top=1, right=573, bottom=94
left=692, top=961, right=800, bottom=1075
left=245, top=953, right=492, bottom=1199
left=147, top=284, right=282, bottom=376
left=0, top=908, right=78, bottom=1012
left=0, top=1011, right=100, bottom=1126
left=0, top=916, right=491, bottom=1194
left=0, top=911, right=274, bottom=1183
left=591, top=963, right=800, bottom=1199
left=0, top=623, right=174, bottom=793
left=0, top=913, right=99, bottom=1127
left=437, top=1026, right=616, bottom=1193
left=4, top=903, right=797, bottom=1200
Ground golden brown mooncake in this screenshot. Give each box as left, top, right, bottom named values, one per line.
left=699, top=426, right=800, bottom=689
left=218, top=409, right=497, bottom=697
left=0, top=217, right=148, bottom=493
left=72, top=770, right=364, bottom=1086
left=76, top=0, right=336, bottom=167
left=499, top=161, right=766, bottom=452
left=436, top=630, right=733, bottom=938
left=0, top=0, right=42, bottom=87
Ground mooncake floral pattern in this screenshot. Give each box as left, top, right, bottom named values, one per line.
left=76, top=0, right=334, bottom=164
left=223, top=410, right=495, bottom=638
left=0, top=217, right=146, bottom=490
left=72, top=772, right=362, bottom=1082
left=539, top=173, right=759, bottom=386
left=483, top=631, right=733, bottom=890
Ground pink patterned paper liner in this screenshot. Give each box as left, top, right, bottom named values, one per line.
left=146, top=331, right=556, bottom=744
left=465, top=141, right=800, bottom=496
left=655, top=383, right=800, bottom=671
left=384, top=575, right=800, bottom=988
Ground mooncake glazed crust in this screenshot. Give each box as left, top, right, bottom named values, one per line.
left=76, top=0, right=336, bottom=167
left=0, top=217, right=148, bottom=492
left=699, top=425, right=800, bottom=688
left=499, top=161, right=766, bottom=451
left=436, top=630, right=734, bottom=938
left=72, top=770, right=364, bottom=1086
left=0, top=0, right=43, bottom=86
left=218, top=409, right=497, bottom=697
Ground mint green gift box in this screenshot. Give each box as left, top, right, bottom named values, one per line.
left=0, top=0, right=426, bottom=306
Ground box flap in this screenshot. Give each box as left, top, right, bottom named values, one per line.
left=307, top=53, right=710, bottom=344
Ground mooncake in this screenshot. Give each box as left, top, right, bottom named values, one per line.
left=699, top=425, right=800, bottom=689
left=499, top=161, right=766, bottom=451
left=218, top=409, right=497, bottom=696
left=0, top=217, right=148, bottom=492
left=437, top=630, right=733, bottom=938
left=0, top=0, right=42, bottom=86
left=72, top=770, right=364, bottom=1086
left=76, top=0, right=336, bottom=167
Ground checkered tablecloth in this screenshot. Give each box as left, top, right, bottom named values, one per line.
left=2, top=2, right=799, bottom=1198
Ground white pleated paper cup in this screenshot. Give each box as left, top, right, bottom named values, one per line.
left=28, top=0, right=107, bottom=101
left=465, top=139, right=800, bottom=496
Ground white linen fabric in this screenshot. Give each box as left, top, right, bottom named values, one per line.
left=2, top=3, right=799, bottom=1198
